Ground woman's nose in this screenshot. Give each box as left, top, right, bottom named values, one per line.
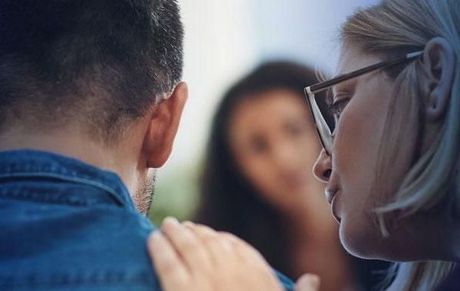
left=313, top=149, right=332, bottom=183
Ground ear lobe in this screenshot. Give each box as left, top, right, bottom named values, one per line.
left=422, top=37, right=456, bottom=121
left=144, top=82, right=188, bottom=168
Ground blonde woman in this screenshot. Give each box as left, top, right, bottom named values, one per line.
left=148, top=0, right=460, bottom=290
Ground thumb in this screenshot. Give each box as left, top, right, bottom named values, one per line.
left=295, top=274, right=320, bottom=291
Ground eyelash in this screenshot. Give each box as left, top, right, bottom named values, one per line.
left=328, top=97, right=350, bottom=120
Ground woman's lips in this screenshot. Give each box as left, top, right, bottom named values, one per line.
left=325, top=188, right=337, bottom=204
left=331, top=196, right=341, bottom=223
left=325, top=188, right=341, bottom=222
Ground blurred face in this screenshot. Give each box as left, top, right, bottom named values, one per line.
left=228, top=89, right=324, bottom=212
left=313, top=45, right=418, bottom=259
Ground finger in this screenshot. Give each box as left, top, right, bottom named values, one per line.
left=185, top=222, right=234, bottom=251
left=184, top=223, right=283, bottom=291
left=216, top=231, right=284, bottom=291
left=188, top=224, right=268, bottom=271
left=295, top=274, right=321, bottom=291
left=148, top=231, right=189, bottom=290
left=183, top=222, right=235, bottom=262
left=218, top=231, right=267, bottom=263
left=185, top=222, right=236, bottom=253
left=161, top=217, right=213, bottom=272
left=183, top=222, right=219, bottom=241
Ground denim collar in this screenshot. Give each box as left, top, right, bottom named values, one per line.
left=0, top=149, right=136, bottom=211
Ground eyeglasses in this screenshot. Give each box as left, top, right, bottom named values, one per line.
left=304, top=50, right=423, bottom=156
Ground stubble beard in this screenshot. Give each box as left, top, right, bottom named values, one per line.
left=133, top=169, right=156, bottom=215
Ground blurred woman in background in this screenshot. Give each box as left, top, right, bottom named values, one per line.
left=193, top=61, right=388, bottom=291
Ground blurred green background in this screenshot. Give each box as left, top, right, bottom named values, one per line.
left=148, top=163, right=202, bottom=225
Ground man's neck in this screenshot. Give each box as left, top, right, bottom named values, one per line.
left=0, top=128, right=141, bottom=196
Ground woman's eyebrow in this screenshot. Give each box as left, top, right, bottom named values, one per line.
left=332, top=80, right=354, bottom=96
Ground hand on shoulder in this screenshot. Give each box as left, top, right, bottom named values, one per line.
left=147, top=217, right=320, bottom=291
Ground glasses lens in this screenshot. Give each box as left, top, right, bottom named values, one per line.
left=315, top=89, right=335, bottom=133
left=306, top=89, right=334, bottom=153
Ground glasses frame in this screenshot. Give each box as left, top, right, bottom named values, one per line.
left=304, top=50, right=423, bottom=156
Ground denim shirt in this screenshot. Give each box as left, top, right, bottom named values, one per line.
left=0, top=150, right=294, bottom=291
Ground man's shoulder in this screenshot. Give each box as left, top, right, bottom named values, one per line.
left=0, top=202, right=161, bottom=290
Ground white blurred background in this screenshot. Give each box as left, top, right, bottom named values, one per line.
left=151, top=0, right=379, bottom=222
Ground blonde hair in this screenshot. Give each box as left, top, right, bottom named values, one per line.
left=341, top=0, right=460, bottom=289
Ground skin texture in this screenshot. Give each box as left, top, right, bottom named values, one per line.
left=133, top=169, right=156, bottom=215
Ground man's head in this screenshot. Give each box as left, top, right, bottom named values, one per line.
left=0, top=0, right=183, bottom=142
left=0, top=0, right=188, bottom=214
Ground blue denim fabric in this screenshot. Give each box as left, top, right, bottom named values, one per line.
left=0, top=150, right=294, bottom=291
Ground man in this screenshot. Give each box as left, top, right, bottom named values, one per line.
left=0, top=0, right=185, bottom=289
left=0, top=1, right=294, bottom=290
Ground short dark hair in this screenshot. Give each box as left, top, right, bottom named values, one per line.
left=0, top=0, right=183, bottom=142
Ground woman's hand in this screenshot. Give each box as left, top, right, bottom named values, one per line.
left=148, top=217, right=320, bottom=291
left=148, top=217, right=284, bottom=291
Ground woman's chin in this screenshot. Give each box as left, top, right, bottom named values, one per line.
left=338, top=217, right=386, bottom=259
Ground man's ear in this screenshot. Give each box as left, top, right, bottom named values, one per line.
left=143, top=82, right=188, bottom=168
left=420, top=37, right=456, bottom=121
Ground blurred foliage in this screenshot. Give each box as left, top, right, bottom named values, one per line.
left=148, top=162, right=203, bottom=226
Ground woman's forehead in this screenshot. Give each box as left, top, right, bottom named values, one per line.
left=336, top=45, right=382, bottom=76
left=331, top=45, right=386, bottom=94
